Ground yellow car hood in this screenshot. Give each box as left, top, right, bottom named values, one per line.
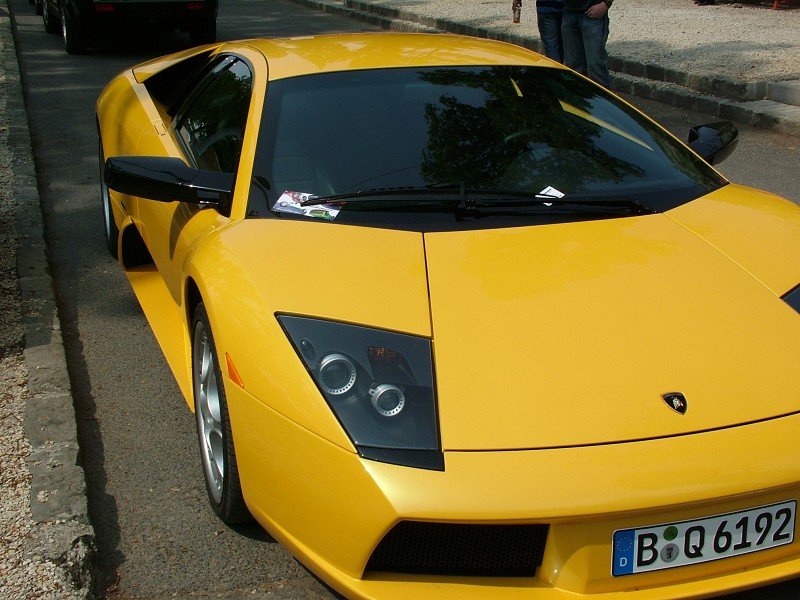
left=424, top=194, right=800, bottom=451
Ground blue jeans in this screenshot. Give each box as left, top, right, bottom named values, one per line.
left=536, top=11, right=563, bottom=63
left=561, top=10, right=610, bottom=87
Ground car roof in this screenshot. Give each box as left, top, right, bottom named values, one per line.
left=231, top=33, right=557, bottom=81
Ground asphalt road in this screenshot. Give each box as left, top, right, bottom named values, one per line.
left=6, top=0, right=800, bottom=597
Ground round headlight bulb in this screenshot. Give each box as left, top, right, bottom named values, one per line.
left=318, top=353, right=357, bottom=396
left=369, top=383, right=405, bottom=417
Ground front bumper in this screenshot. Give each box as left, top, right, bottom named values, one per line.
left=227, top=380, right=800, bottom=598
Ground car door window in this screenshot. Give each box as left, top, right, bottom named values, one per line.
left=176, top=58, right=253, bottom=174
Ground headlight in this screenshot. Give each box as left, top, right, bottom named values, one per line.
left=783, top=284, right=800, bottom=314
left=318, top=353, right=357, bottom=395
left=278, top=315, right=443, bottom=470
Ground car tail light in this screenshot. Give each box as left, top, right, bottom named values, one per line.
left=94, top=3, right=114, bottom=12
left=188, top=2, right=205, bottom=9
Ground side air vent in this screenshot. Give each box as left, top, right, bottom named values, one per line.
left=366, top=521, right=549, bottom=577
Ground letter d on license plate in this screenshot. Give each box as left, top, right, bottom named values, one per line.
left=612, top=500, right=796, bottom=576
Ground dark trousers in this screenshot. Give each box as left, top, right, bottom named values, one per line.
left=562, top=10, right=610, bottom=87
left=536, top=11, right=564, bottom=63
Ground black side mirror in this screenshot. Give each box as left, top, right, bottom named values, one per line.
left=104, top=156, right=234, bottom=206
left=687, top=121, right=738, bottom=165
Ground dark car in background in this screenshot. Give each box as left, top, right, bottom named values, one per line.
left=42, top=0, right=218, bottom=53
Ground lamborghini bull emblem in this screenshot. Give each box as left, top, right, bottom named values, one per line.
left=662, top=392, right=688, bottom=414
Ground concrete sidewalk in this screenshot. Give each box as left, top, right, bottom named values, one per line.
left=0, top=1, right=94, bottom=598
left=290, top=0, right=800, bottom=136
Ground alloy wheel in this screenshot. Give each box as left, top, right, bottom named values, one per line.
left=193, top=321, right=224, bottom=504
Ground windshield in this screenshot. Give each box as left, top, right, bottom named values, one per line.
left=248, top=66, right=724, bottom=230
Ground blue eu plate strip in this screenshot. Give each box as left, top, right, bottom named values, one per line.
left=612, top=529, right=635, bottom=576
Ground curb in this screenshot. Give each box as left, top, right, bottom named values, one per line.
left=2, top=0, right=95, bottom=595
left=290, top=0, right=800, bottom=137
left=611, top=73, right=800, bottom=138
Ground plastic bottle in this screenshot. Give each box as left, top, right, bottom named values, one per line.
left=512, top=0, right=522, bottom=23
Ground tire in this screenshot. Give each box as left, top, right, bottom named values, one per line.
left=99, top=139, right=119, bottom=259
left=189, top=18, right=216, bottom=46
left=192, top=303, right=250, bottom=524
left=61, top=4, right=87, bottom=54
left=43, top=0, right=59, bottom=34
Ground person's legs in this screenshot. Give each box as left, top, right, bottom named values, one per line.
left=580, top=12, right=610, bottom=87
left=536, top=11, right=564, bottom=63
left=561, top=11, right=586, bottom=75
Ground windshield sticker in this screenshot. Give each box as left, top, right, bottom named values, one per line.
left=273, top=191, right=340, bottom=221
left=537, top=186, right=565, bottom=199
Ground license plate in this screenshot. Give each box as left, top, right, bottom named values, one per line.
left=612, top=500, right=796, bottom=576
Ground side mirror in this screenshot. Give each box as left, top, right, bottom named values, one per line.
left=687, top=121, right=738, bottom=165
left=104, top=156, right=234, bottom=206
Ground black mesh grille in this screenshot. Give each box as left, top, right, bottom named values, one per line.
left=366, top=521, right=549, bottom=577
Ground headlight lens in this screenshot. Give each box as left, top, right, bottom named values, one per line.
left=278, top=315, right=442, bottom=470
left=318, top=353, right=357, bottom=395
left=783, top=284, right=800, bottom=314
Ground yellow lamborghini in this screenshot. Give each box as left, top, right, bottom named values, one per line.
left=97, top=33, right=800, bottom=598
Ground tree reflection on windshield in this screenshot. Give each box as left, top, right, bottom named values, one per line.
left=418, top=67, right=645, bottom=194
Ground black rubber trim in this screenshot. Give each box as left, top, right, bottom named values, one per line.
left=357, top=446, right=444, bottom=471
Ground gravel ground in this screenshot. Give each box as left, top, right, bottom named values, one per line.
left=0, top=11, right=83, bottom=599
left=0, top=356, right=82, bottom=600
left=356, top=0, right=800, bottom=82
left=610, top=0, right=800, bottom=82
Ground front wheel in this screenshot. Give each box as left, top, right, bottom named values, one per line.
left=61, top=4, right=87, bottom=54
left=43, top=0, right=59, bottom=34
left=192, top=303, right=250, bottom=524
left=99, top=138, right=119, bottom=258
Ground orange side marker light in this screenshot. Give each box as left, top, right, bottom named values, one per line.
left=226, top=353, right=245, bottom=389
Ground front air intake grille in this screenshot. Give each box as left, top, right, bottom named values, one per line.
left=366, top=521, right=549, bottom=577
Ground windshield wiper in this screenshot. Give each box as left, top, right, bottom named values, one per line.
left=468, top=194, right=654, bottom=215
left=300, top=185, right=462, bottom=206
left=301, top=187, right=654, bottom=215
